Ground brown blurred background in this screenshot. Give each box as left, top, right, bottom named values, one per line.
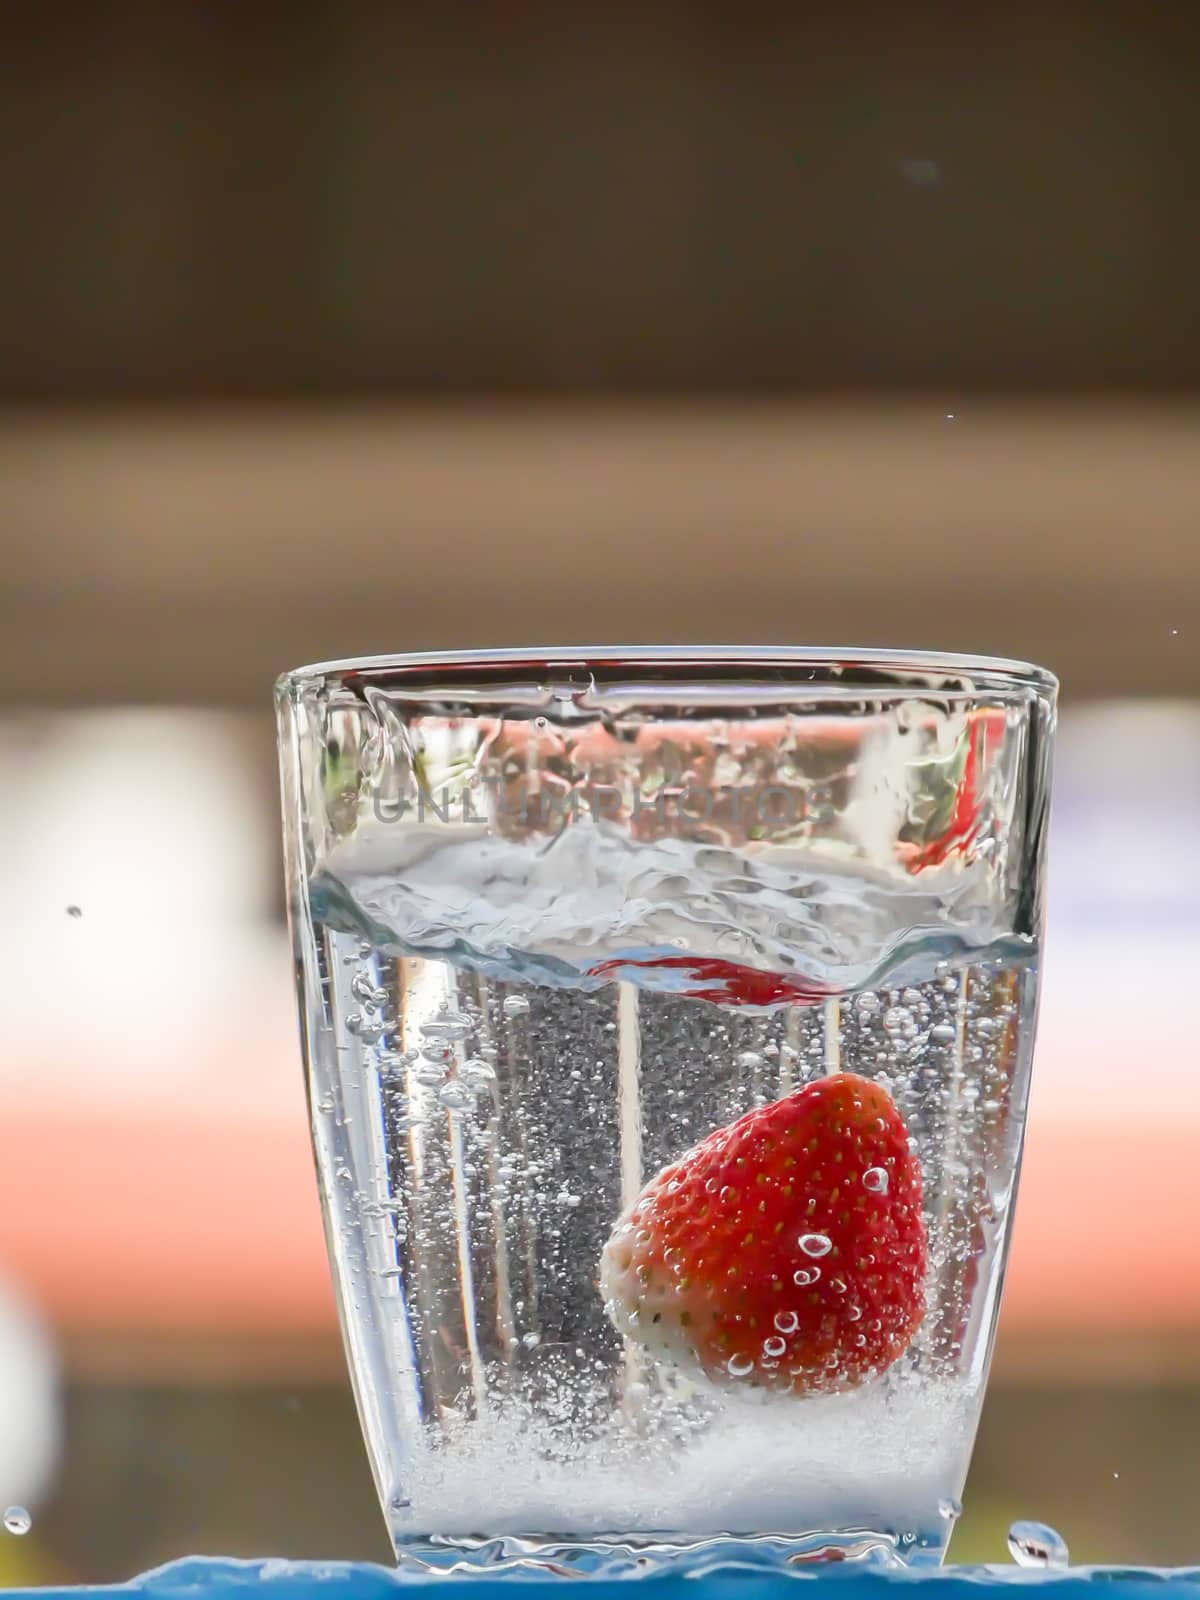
left=2, top=0, right=1199, bottom=1584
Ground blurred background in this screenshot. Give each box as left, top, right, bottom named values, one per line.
left=2, top=0, right=1199, bottom=1582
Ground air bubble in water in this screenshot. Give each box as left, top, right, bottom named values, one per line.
left=882, top=1006, right=911, bottom=1034
left=737, top=1050, right=764, bottom=1070
left=522, top=1331, right=541, bottom=1349
left=421, top=1011, right=473, bottom=1040
left=855, top=993, right=881, bottom=1014
left=4, top=1507, right=31, bottom=1536
left=938, top=1497, right=962, bottom=1520
left=437, top=1081, right=474, bottom=1112
left=1007, top=1521, right=1069, bottom=1569
left=414, top=1061, right=448, bottom=1087
left=774, top=1310, right=799, bottom=1333
left=351, top=972, right=378, bottom=1006
left=502, top=995, right=531, bottom=1018
left=463, top=1059, right=497, bottom=1089
left=793, top=1267, right=820, bottom=1286
left=799, top=1232, right=832, bottom=1257
left=762, top=1335, right=787, bottom=1358
left=726, top=1352, right=755, bottom=1378
left=863, top=1166, right=889, bottom=1194
left=930, top=1022, right=957, bottom=1043
left=347, top=1014, right=384, bottom=1044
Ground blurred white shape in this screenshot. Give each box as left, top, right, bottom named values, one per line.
left=1037, top=700, right=1200, bottom=1126
left=13, top=708, right=265, bottom=924
left=0, top=709, right=294, bottom=1116
left=0, top=1281, right=58, bottom=1511
left=1050, top=700, right=1200, bottom=915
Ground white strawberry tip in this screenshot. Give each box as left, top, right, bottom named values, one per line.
left=599, top=1213, right=714, bottom=1385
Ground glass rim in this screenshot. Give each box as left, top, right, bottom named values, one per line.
left=276, top=645, right=1057, bottom=699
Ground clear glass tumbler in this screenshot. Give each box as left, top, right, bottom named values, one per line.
left=276, top=647, right=1056, bottom=1573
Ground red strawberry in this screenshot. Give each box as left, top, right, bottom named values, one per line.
left=588, top=955, right=838, bottom=1009
left=599, top=1072, right=926, bottom=1395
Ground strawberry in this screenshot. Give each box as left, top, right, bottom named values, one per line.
left=587, top=954, right=838, bottom=1009
left=599, top=1072, right=926, bottom=1395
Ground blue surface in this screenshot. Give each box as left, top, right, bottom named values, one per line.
left=6, top=1559, right=1200, bottom=1600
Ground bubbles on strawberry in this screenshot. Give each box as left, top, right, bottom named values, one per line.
left=599, top=1072, right=928, bottom=1396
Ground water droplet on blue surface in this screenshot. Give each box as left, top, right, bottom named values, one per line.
left=1007, top=1520, right=1069, bottom=1569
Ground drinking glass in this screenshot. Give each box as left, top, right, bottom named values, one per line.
left=275, top=647, right=1055, bottom=1573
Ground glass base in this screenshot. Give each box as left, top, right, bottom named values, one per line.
left=393, top=1528, right=950, bottom=1576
